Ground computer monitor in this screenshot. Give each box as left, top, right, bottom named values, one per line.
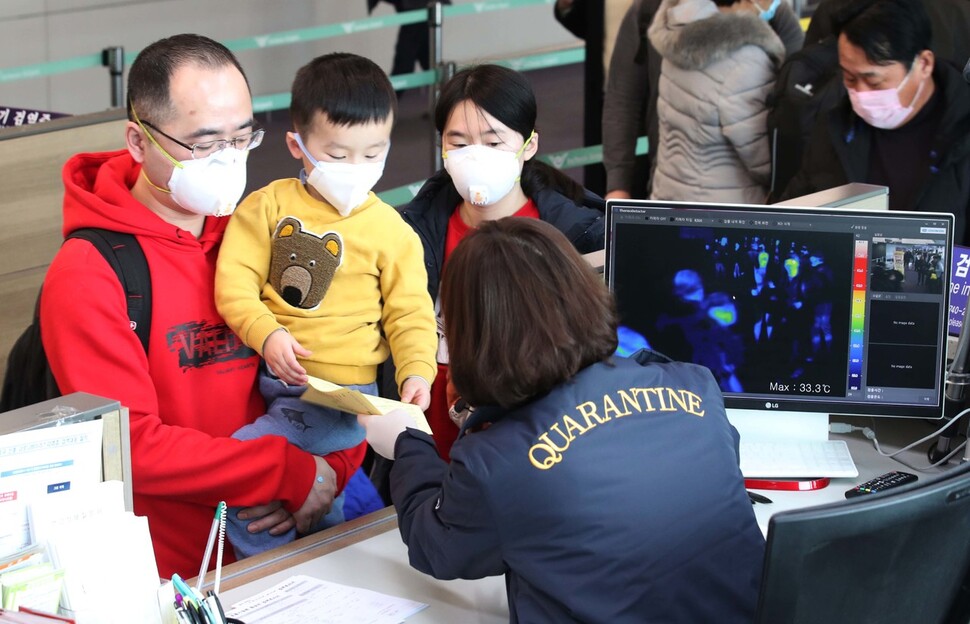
left=756, top=461, right=970, bottom=624
left=605, top=200, right=953, bottom=440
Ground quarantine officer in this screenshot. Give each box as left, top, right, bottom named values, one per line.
left=357, top=217, right=766, bottom=623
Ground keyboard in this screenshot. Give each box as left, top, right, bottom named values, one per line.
left=739, top=439, right=859, bottom=478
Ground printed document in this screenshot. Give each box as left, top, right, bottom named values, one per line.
left=225, top=574, right=428, bottom=624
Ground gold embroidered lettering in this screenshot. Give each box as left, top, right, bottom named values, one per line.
left=602, top=393, right=630, bottom=419
left=576, top=401, right=609, bottom=428
left=665, top=387, right=690, bottom=413
left=562, top=415, right=589, bottom=437
left=528, top=443, right=562, bottom=469
left=682, top=390, right=705, bottom=417
left=617, top=389, right=642, bottom=414
left=631, top=388, right=656, bottom=411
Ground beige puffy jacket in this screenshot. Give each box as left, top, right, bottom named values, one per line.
left=648, top=0, right=784, bottom=203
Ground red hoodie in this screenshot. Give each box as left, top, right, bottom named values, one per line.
left=41, top=150, right=366, bottom=578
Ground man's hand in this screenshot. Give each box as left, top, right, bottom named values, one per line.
left=358, top=410, right=414, bottom=459
left=262, top=329, right=311, bottom=386
left=400, top=377, right=431, bottom=411
left=236, top=500, right=295, bottom=536
left=605, top=189, right=632, bottom=201
left=292, top=456, right=337, bottom=534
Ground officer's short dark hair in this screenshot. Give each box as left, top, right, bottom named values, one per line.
left=290, top=52, right=396, bottom=135
left=127, top=34, right=248, bottom=125
left=840, top=0, right=932, bottom=70
left=441, top=217, right=618, bottom=409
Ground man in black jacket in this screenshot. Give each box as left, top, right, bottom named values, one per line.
left=781, top=0, right=970, bottom=245
left=367, top=0, right=451, bottom=97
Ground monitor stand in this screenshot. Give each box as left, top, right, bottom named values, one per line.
left=726, top=409, right=830, bottom=443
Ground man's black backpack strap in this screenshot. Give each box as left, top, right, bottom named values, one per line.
left=67, top=229, right=152, bottom=352
left=0, top=229, right=151, bottom=412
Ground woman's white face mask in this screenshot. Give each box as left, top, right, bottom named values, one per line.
left=293, top=133, right=386, bottom=216
left=443, top=131, right=535, bottom=207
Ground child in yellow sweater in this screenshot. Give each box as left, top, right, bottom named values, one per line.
left=215, top=52, right=436, bottom=558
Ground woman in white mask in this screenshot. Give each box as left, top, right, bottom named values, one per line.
left=780, top=0, right=970, bottom=246
left=398, top=64, right=606, bottom=462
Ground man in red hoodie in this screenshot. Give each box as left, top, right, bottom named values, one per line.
left=39, top=34, right=367, bottom=578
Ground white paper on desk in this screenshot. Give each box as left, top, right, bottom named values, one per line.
left=225, top=574, right=429, bottom=623
left=47, top=511, right=161, bottom=624
left=0, top=419, right=103, bottom=558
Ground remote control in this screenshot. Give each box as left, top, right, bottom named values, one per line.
left=844, top=471, right=918, bottom=498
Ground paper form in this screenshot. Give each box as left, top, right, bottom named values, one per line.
left=301, top=377, right=433, bottom=435
left=0, top=419, right=103, bottom=558
left=225, top=574, right=428, bottom=624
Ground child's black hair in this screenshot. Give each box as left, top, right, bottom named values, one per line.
left=290, top=52, right=397, bottom=133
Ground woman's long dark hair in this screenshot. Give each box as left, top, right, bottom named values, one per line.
left=434, top=64, right=586, bottom=204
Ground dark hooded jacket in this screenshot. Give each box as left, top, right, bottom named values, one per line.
left=781, top=61, right=970, bottom=245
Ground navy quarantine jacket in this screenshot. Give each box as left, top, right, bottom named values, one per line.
left=390, top=349, right=765, bottom=623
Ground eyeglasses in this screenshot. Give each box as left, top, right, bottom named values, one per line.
left=141, top=120, right=264, bottom=159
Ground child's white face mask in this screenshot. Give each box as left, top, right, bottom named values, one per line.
left=294, top=133, right=386, bottom=216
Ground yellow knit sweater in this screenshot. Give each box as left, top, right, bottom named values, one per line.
left=216, top=179, right=437, bottom=390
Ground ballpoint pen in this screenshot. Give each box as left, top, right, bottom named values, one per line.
left=173, top=572, right=213, bottom=621
left=197, top=501, right=227, bottom=593
left=175, top=605, right=194, bottom=624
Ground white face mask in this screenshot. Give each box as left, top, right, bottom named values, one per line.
left=164, top=148, right=249, bottom=217
left=443, top=131, right=535, bottom=207
left=847, top=58, right=925, bottom=130
left=294, top=133, right=386, bottom=216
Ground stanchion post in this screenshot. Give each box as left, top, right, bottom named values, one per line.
left=101, top=46, right=125, bottom=109
left=428, top=1, right=444, bottom=173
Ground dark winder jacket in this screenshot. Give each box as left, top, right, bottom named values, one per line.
left=390, top=349, right=766, bottom=624
left=782, top=61, right=970, bottom=246
left=399, top=169, right=606, bottom=302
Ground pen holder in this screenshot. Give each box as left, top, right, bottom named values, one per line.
left=157, top=580, right=180, bottom=624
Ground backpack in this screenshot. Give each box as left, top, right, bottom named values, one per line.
left=0, top=229, right=152, bottom=412
left=766, top=36, right=842, bottom=198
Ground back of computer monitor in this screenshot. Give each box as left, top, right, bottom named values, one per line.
left=757, top=462, right=970, bottom=624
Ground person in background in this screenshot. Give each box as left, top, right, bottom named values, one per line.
left=398, top=64, right=605, bottom=461
left=553, top=0, right=587, bottom=39
left=804, top=0, right=970, bottom=64
left=40, top=34, right=360, bottom=577
left=603, top=0, right=802, bottom=200
left=366, top=0, right=452, bottom=99
left=359, top=217, right=765, bottom=623
left=215, top=52, right=437, bottom=558
left=780, top=0, right=970, bottom=245
left=647, top=0, right=787, bottom=203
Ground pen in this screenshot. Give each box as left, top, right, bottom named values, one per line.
left=747, top=490, right=773, bottom=504
left=214, top=502, right=227, bottom=596
left=205, top=591, right=228, bottom=624
left=173, top=574, right=199, bottom=607
left=175, top=606, right=193, bottom=624
left=197, top=501, right=226, bottom=592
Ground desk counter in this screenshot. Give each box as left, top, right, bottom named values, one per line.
left=209, top=417, right=954, bottom=621
left=209, top=507, right=509, bottom=623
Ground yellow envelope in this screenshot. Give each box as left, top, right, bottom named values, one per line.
left=301, top=376, right=433, bottom=435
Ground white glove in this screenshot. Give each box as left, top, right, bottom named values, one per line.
left=358, top=409, right=414, bottom=459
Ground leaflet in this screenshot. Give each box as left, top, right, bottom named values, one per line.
left=301, top=377, right=432, bottom=434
